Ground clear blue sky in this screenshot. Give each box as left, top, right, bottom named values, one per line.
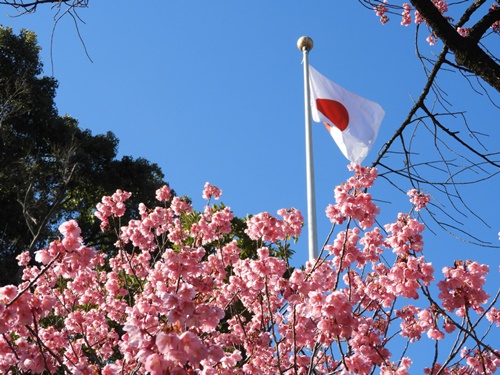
left=3, top=1, right=500, bottom=369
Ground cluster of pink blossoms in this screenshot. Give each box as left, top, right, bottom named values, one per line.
left=401, top=3, right=412, bottom=26
left=245, top=208, right=303, bottom=243
left=191, top=205, right=234, bottom=245
left=374, top=0, right=460, bottom=46
left=202, top=182, right=222, bottom=201
left=0, top=166, right=498, bottom=374
left=375, top=0, right=389, bottom=24
left=438, top=260, right=491, bottom=316
left=95, top=189, right=132, bottom=231
left=155, top=184, right=172, bottom=202
left=378, top=0, right=448, bottom=25
left=325, top=163, right=379, bottom=229
left=407, top=189, right=431, bottom=211
left=424, top=348, right=500, bottom=375
left=376, top=0, right=498, bottom=43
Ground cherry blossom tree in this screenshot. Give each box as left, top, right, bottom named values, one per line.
left=1, top=164, right=498, bottom=374
left=0, top=2, right=499, bottom=372
left=360, top=0, right=500, bottom=246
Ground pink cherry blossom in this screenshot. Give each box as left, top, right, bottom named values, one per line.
left=401, top=3, right=412, bottom=26
left=16, top=251, right=31, bottom=266
left=155, top=184, right=172, bottom=202
left=245, top=211, right=285, bottom=243
left=1, top=165, right=497, bottom=375
left=407, top=189, right=431, bottom=211
left=486, top=307, right=500, bottom=327
left=426, top=32, right=438, bottom=45
left=433, top=0, right=448, bottom=14
left=202, top=182, right=222, bottom=200
left=95, top=189, right=132, bottom=230
left=375, top=0, right=389, bottom=24
left=457, top=27, right=469, bottom=37
left=326, top=164, right=379, bottom=229
left=414, top=10, right=423, bottom=24
left=170, top=196, right=192, bottom=216
left=277, top=207, right=304, bottom=238
left=58, top=219, right=82, bottom=238
left=427, top=327, right=445, bottom=340
left=438, top=260, right=490, bottom=316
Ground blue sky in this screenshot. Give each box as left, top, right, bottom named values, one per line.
left=3, top=1, right=500, bottom=369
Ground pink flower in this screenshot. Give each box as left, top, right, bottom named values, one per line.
left=145, top=353, right=167, bottom=375
left=111, top=189, right=132, bottom=203
left=433, top=0, right=448, bottom=14
left=381, top=357, right=412, bottom=374
left=0, top=285, right=18, bottom=303
left=278, top=207, right=304, bottom=237
left=374, top=0, right=389, bottom=24
left=7, top=160, right=500, bottom=375
left=407, top=189, right=431, bottom=211
left=58, top=220, right=81, bottom=238
left=326, top=165, right=379, bottom=229
left=170, top=197, right=192, bottom=216
left=438, top=261, right=490, bottom=315
left=443, top=318, right=456, bottom=333
left=94, top=189, right=132, bottom=231
left=102, top=364, right=121, bottom=375
left=385, top=213, right=425, bottom=256
left=155, top=185, right=172, bottom=202
left=62, top=236, right=81, bottom=252
left=457, top=27, right=469, bottom=37
left=180, top=331, right=208, bottom=365
left=245, top=212, right=285, bottom=243
left=426, top=32, right=438, bottom=45
left=427, top=327, right=445, bottom=340
left=16, top=251, right=31, bottom=266
left=202, top=182, right=222, bottom=200
left=156, top=332, right=183, bottom=362
left=414, top=10, right=423, bottom=24
left=401, top=3, right=412, bottom=26
left=34, top=249, right=52, bottom=264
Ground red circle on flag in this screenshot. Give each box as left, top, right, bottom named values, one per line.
left=316, top=99, right=349, bottom=131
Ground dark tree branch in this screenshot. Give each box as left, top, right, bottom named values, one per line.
left=420, top=104, right=500, bottom=169
left=455, top=0, right=487, bottom=29
left=409, top=0, right=500, bottom=91
left=467, top=5, right=500, bottom=42
left=0, top=0, right=88, bottom=13
left=372, top=45, right=450, bottom=167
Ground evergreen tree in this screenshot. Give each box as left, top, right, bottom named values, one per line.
left=0, top=27, right=168, bottom=285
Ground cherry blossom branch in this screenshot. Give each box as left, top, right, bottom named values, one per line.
left=421, top=284, right=498, bottom=358
left=6, top=252, right=61, bottom=308
left=25, top=324, right=70, bottom=373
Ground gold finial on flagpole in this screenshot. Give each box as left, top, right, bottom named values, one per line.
left=297, top=36, right=314, bottom=52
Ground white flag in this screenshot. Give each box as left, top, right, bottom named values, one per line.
left=308, top=65, right=385, bottom=164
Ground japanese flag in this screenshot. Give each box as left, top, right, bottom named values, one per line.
left=308, top=65, right=384, bottom=164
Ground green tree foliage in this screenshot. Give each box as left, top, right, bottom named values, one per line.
left=0, top=26, right=168, bottom=285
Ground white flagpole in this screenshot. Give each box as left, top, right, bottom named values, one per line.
left=297, top=36, right=318, bottom=263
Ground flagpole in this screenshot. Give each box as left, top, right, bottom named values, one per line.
left=297, top=36, right=318, bottom=263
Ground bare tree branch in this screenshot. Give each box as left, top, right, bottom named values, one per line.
left=0, top=0, right=88, bottom=14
